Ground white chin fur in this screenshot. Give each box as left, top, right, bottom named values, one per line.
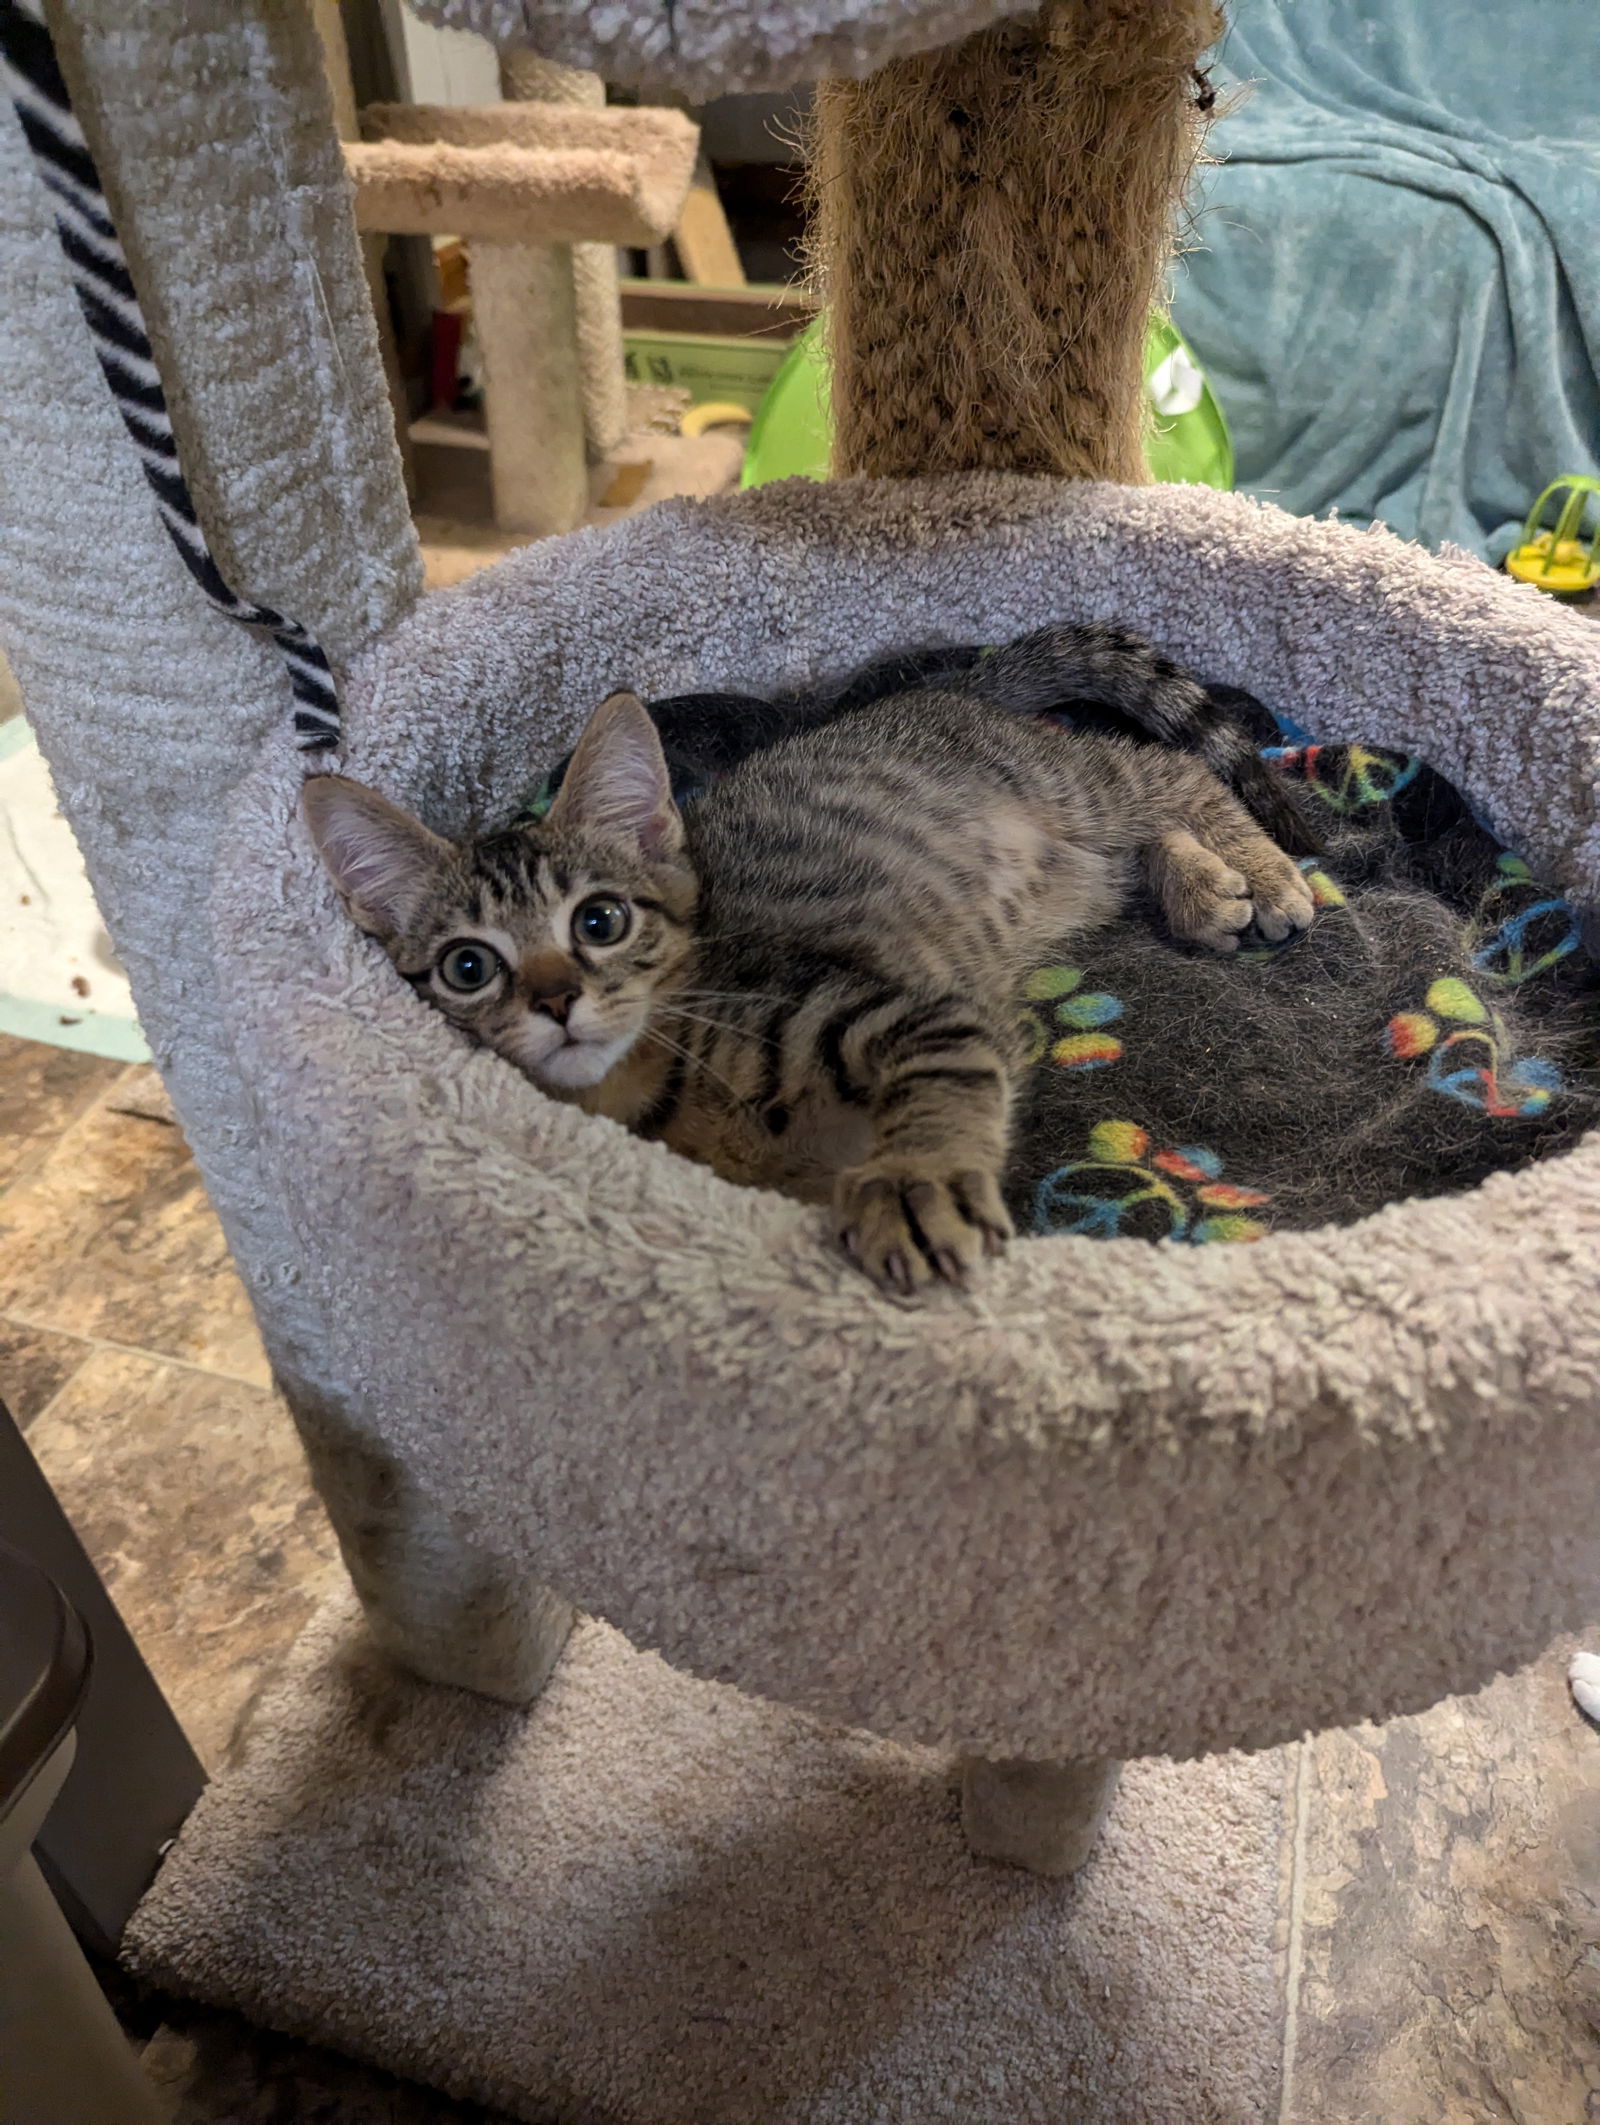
left=534, top=1032, right=635, bottom=1090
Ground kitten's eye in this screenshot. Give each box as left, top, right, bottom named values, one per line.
left=574, top=895, right=631, bottom=947
left=436, top=942, right=504, bottom=993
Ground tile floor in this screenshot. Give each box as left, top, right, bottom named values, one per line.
left=1, top=1037, right=495, bottom=2121
left=3, top=1030, right=1598, bottom=2121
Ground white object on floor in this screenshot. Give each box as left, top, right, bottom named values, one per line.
left=1147, top=341, right=1206, bottom=418
left=0, top=717, right=148, bottom=1061
left=1568, top=1650, right=1600, bottom=1725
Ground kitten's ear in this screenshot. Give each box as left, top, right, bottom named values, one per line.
left=302, top=775, right=454, bottom=940
left=546, top=690, right=682, bottom=858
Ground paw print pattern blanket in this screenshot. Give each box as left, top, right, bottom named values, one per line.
left=1010, top=725, right=1599, bottom=1243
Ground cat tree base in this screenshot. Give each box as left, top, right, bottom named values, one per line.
left=124, top=1590, right=1288, bottom=2125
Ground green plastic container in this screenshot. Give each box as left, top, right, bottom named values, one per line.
left=741, top=315, right=1233, bottom=491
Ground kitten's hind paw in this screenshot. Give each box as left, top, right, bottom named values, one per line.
left=1151, top=829, right=1317, bottom=952
left=1151, top=832, right=1253, bottom=954
left=835, top=1162, right=1012, bottom=1294
left=1243, top=846, right=1317, bottom=943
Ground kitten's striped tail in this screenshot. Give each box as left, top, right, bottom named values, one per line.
left=960, top=623, right=1323, bottom=858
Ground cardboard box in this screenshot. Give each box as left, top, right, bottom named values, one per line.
left=622, top=331, right=787, bottom=413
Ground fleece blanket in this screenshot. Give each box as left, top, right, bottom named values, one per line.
left=526, top=643, right=1600, bottom=1244
left=1010, top=708, right=1600, bottom=1242
left=1170, top=0, right=1600, bottom=560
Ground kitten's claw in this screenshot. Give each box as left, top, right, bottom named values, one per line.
left=834, top=1163, right=1013, bottom=1295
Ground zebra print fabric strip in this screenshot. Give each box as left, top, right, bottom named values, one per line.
left=0, top=0, right=341, bottom=750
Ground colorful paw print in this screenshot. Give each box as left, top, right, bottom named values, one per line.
left=1033, top=1120, right=1272, bottom=1244
left=1385, top=976, right=1562, bottom=1117
left=1022, top=965, right=1125, bottom=1070
left=1263, top=743, right=1421, bottom=814
left=1469, top=852, right=1581, bottom=987
left=1300, top=858, right=1347, bottom=910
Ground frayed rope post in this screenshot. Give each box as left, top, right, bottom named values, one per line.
left=808, top=0, right=1220, bottom=484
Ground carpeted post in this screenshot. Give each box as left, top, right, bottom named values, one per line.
left=4, top=0, right=576, bottom=1711
left=809, top=0, right=1218, bottom=481
left=285, top=1379, right=575, bottom=1705
left=500, top=50, right=630, bottom=458
left=471, top=235, right=590, bottom=533
left=960, top=1754, right=1123, bottom=1877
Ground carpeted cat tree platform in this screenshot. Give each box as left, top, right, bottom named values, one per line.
left=3, top=3, right=1599, bottom=2120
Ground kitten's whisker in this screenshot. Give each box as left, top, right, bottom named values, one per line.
left=642, top=1024, right=753, bottom=1109
left=669, top=987, right=790, bottom=1008
left=662, top=1007, right=765, bottom=1042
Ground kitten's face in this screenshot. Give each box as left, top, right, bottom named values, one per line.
left=387, top=822, right=694, bottom=1090
left=304, top=691, right=696, bottom=1092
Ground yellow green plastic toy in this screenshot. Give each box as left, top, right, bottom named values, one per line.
left=1505, top=476, right=1600, bottom=598
left=740, top=314, right=1234, bottom=492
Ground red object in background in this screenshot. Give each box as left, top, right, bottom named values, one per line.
left=430, top=309, right=464, bottom=412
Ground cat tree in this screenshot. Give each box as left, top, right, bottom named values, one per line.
left=2, top=2, right=1598, bottom=2118
left=345, top=99, right=696, bottom=530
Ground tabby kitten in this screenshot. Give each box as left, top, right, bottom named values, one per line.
left=305, top=676, right=1314, bottom=1294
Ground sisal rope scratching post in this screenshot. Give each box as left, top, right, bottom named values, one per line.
left=814, top=0, right=1216, bottom=1875
left=500, top=51, right=629, bottom=459
left=810, top=0, right=1218, bottom=482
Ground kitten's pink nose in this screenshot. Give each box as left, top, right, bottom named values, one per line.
left=522, top=951, right=582, bottom=1027
left=534, top=986, right=578, bottom=1026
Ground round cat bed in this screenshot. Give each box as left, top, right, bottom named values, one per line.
left=210, top=471, right=1600, bottom=1764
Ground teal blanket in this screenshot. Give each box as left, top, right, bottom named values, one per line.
left=1171, top=0, right=1600, bottom=559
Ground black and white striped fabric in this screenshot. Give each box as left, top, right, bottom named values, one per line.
left=0, top=0, right=341, bottom=751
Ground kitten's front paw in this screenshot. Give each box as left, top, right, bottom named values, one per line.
left=834, top=1162, right=1012, bottom=1295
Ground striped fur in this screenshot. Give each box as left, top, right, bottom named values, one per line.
left=0, top=0, right=339, bottom=749
left=308, top=685, right=1316, bottom=1292
left=949, top=622, right=1323, bottom=857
